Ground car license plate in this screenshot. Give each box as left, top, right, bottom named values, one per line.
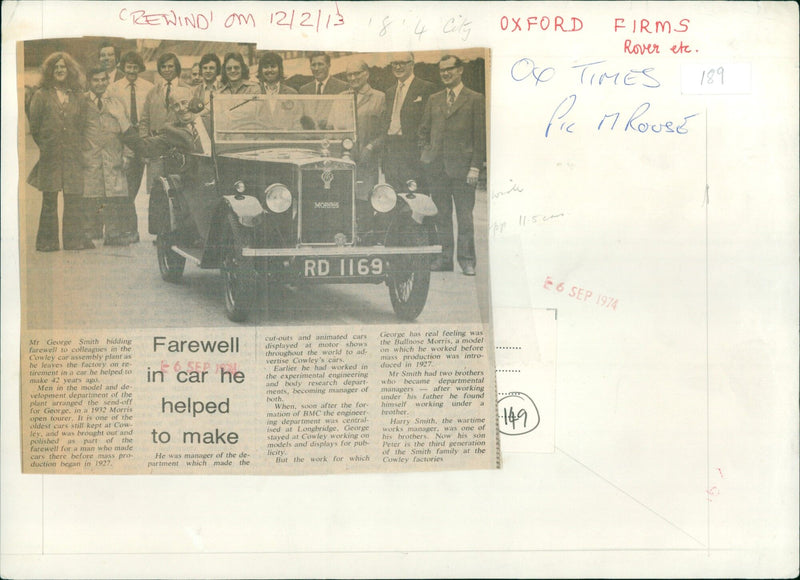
left=303, top=257, right=384, bottom=278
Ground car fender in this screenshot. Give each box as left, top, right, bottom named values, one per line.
left=222, top=195, right=264, bottom=228
left=149, top=176, right=179, bottom=235
left=201, top=197, right=259, bottom=268
left=398, top=193, right=438, bottom=224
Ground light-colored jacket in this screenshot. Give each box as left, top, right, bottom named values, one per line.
left=81, top=93, right=128, bottom=198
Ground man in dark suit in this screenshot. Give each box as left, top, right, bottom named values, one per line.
left=418, top=55, right=486, bottom=276
left=365, top=52, right=434, bottom=191
left=299, top=52, right=347, bottom=95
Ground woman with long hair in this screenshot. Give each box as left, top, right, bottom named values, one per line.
left=27, top=51, right=93, bottom=251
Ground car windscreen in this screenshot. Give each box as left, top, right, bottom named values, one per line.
left=212, top=94, right=356, bottom=145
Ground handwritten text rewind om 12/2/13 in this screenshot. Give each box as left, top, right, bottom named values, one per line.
left=117, top=6, right=346, bottom=32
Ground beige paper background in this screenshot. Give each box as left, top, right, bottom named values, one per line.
left=2, top=1, right=797, bottom=578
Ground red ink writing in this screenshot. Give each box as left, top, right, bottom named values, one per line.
left=543, top=276, right=619, bottom=310
left=613, top=18, right=690, bottom=34
left=707, top=467, right=724, bottom=501
left=670, top=41, right=693, bottom=54
left=624, top=40, right=661, bottom=55
left=159, top=360, right=239, bottom=374
left=118, top=8, right=213, bottom=29
left=500, top=15, right=583, bottom=32
left=269, top=3, right=344, bottom=32
left=224, top=12, right=255, bottom=28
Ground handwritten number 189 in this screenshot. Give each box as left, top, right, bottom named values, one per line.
left=700, top=67, right=724, bottom=86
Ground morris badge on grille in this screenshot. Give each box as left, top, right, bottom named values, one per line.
left=321, top=169, right=334, bottom=190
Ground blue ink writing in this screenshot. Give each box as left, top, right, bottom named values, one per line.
left=545, top=94, right=577, bottom=137
left=511, top=58, right=556, bottom=86
left=572, top=60, right=661, bottom=88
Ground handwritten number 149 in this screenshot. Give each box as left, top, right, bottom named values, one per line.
left=700, top=67, right=724, bottom=86
left=503, top=407, right=527, bottom=429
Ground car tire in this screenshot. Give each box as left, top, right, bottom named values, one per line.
left=388, top=255, right=431, bottom=321
left=387, top=228, right=432, bottom=321
left=157, top=234, right=186, bottom=283
left=221, top=213, right=257, bottom=322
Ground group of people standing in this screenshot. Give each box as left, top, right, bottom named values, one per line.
left=357, top=52, right=486, bottom=275
left=333, top=51, right=486, bottom=276
left=27, top=45, right=485, bottom=276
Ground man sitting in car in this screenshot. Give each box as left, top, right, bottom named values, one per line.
left=107, top=86, right=210, bottom=158
left=105, top=86, right=211, bottom=242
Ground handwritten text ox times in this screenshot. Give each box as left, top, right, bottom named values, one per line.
left=511, top=59, right=700, bottom=138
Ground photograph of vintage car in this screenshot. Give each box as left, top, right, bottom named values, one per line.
left=148, top=93, right=441, bottom=322
left=20, top=39, right=488, bottom=330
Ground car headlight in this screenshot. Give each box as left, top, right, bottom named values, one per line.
left=342, top=138, right=354, bottom=151
left=263, top=183, right=292, bottom=213
left=234, top=180, right=246, bottom=194
left=370, top=183, right=397, bottom=213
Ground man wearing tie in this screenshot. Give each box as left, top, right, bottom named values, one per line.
left=298, top=52, right=347, bottom=130
left=418, top=55, right=486, bottom=276
left=139, top=53, right=187, bottom=241
left=299, top=52, right=347, bottom=95
left=108, top=51, right=152, bottom=243
left=82, top=65, right=130, bottom=245
left=140, top=53, right=185, bottom=137
left=365, top=52, right=434, bottom=192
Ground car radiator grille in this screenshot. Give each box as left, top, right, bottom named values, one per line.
left=300, top=169, right=354, bottom=244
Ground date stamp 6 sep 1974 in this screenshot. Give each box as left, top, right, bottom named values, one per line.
left=543, top=276, right=619, bottom=311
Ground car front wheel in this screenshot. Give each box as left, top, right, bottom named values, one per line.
left=387, top=253, right=431, bottom=321
left=221, top=214, right=257, bottom=322
left=156, top=234, right=186, bottom=283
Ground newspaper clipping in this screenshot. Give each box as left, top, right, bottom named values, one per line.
left=18, top=37, right=497, bottom=475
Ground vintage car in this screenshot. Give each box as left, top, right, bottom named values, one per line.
left=150, top=93, right=441, bottom=322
